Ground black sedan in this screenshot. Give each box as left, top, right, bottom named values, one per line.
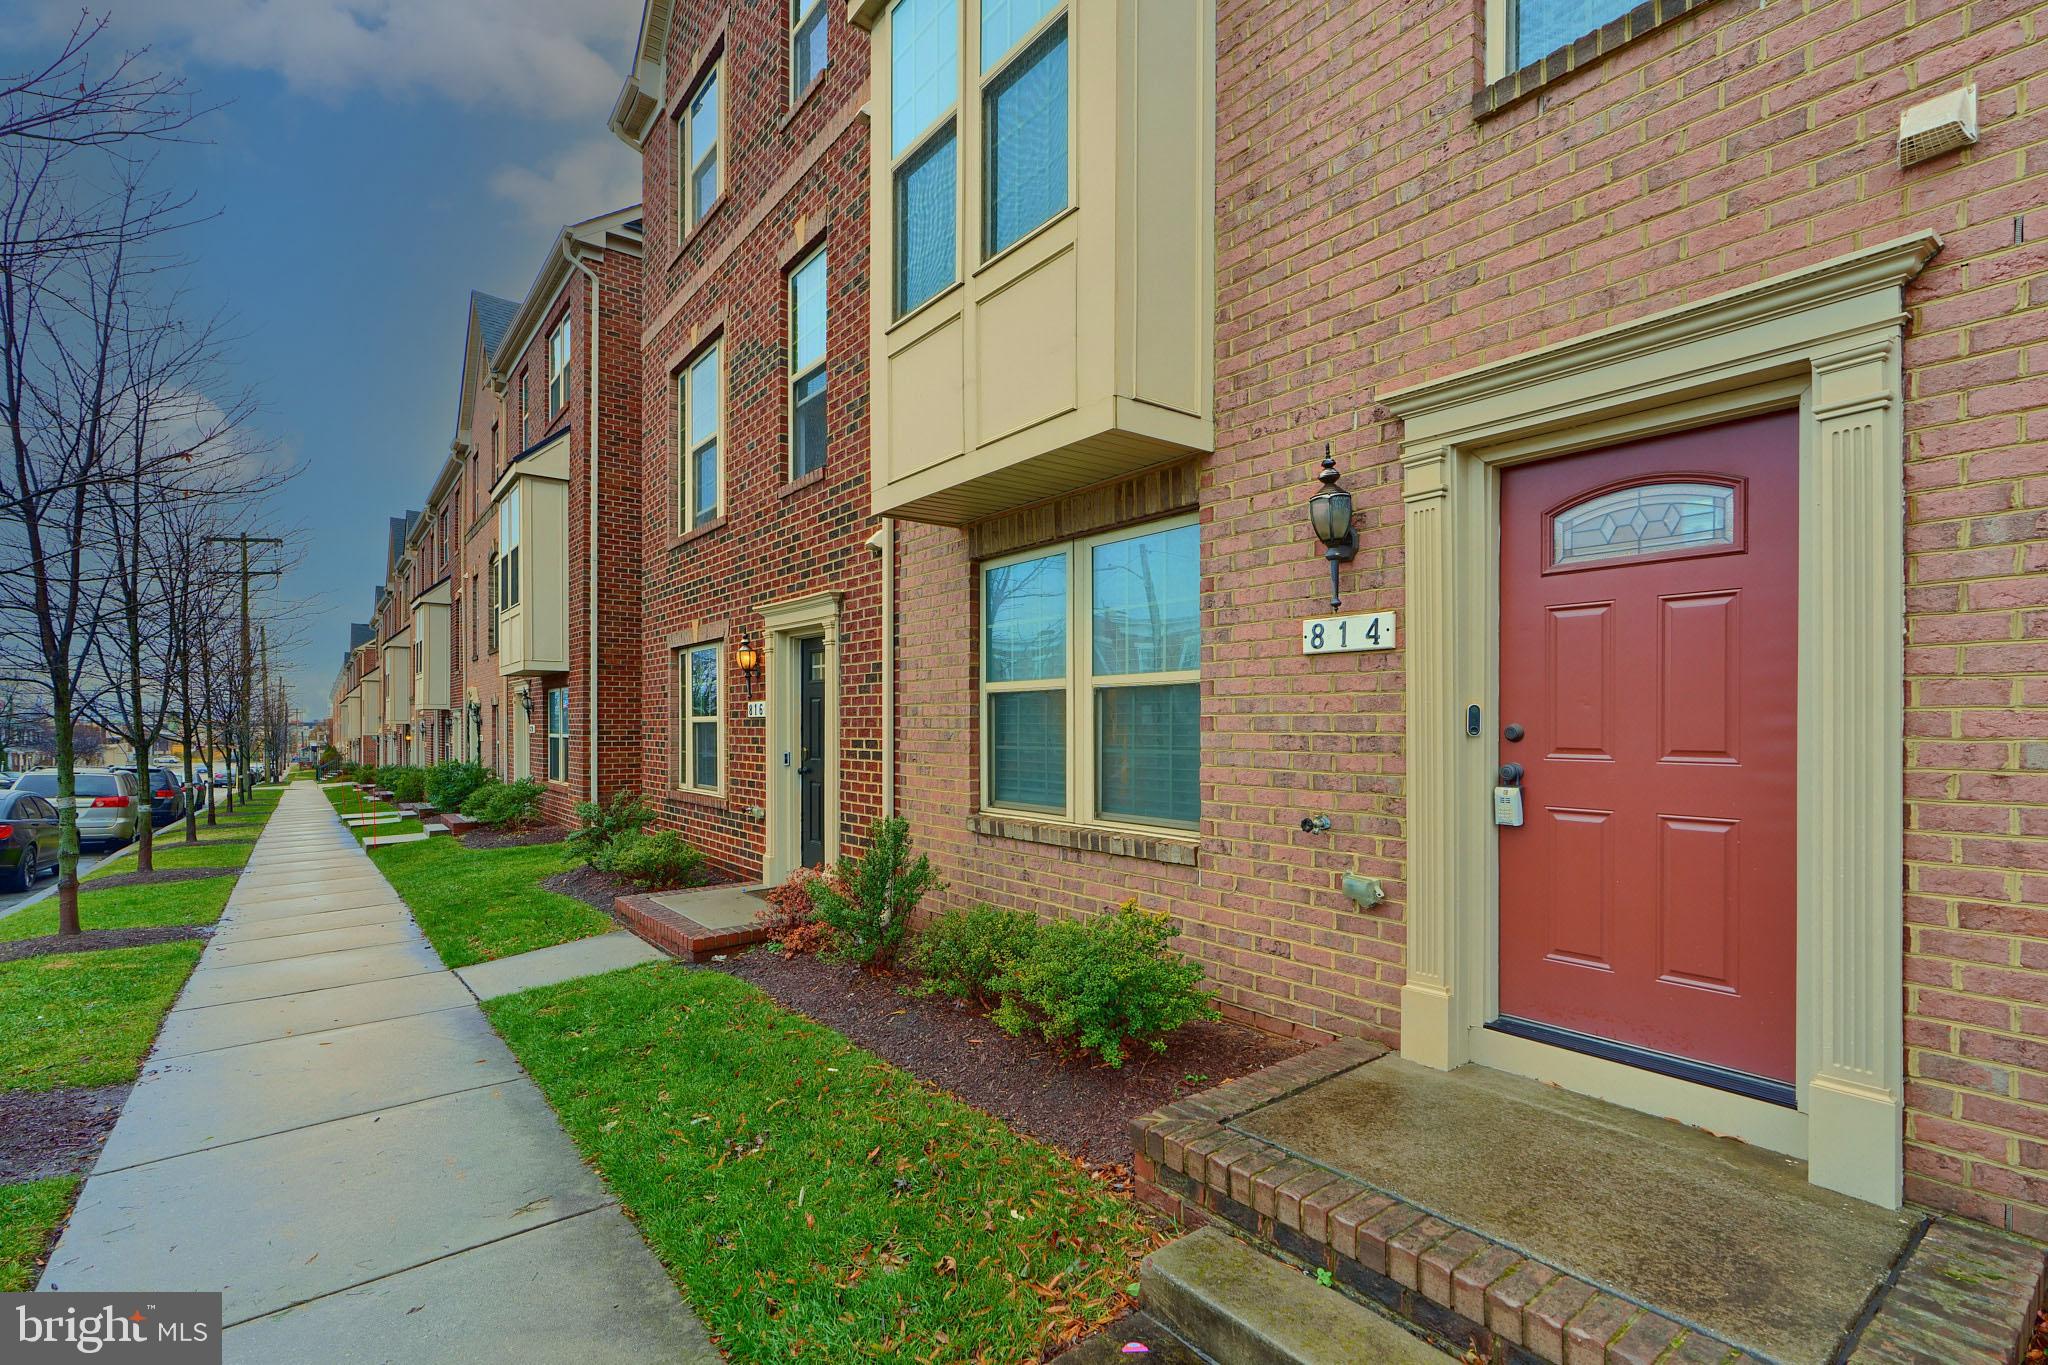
left=0, top=788, right=60, bottom=892
left=114, top=765, right=189, bottom=827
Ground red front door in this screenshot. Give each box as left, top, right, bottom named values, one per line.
left=1497, top=411, right=1798, bottom=1087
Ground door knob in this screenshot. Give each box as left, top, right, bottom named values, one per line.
left=1503, top=723, right=1525, bottom=742
left=1499, top=762, right=1524, bottom=786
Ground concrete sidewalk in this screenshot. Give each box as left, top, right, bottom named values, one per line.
left=39, top=781, right=719, bottom=1364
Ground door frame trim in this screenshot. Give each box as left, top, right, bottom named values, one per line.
left=1380, top=232, right=1939, bottom=1209
left=759, top=590, right=843, bottom=884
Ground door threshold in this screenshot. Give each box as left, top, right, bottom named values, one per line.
left=1486, top=1015, right=1796, bottom=1108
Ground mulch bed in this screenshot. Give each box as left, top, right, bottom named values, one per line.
left=713, top=950, right=1309, bottom=1168
left=540, top=865, right=639, bottom=913
left=0, top=925, right=212, bottom=964
left=458, top=825, right=568, bottom=850
left=0, top=1084, right=131, bottom=1182
left=79, top=866, right=239, bottom=893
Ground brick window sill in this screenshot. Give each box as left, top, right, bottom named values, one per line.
left=668, top=193, right=729, bottom=273
left=778, top=466, right=826, bottom=500
left=1473, top=0, right=1724, bottom=120
left=665, top=514, right=727, bottom=553
left=968, top=812, right=1199, bottom=867
left=666, top=787, right=728, bottom=812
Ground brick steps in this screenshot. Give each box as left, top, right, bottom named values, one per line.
left=1132, top=1044, right=2048, bottom=1365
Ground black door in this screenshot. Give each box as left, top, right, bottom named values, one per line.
left=798, top=637, right=826, bottom=869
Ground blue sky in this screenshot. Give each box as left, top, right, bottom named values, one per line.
left=7, top=0, right=645, bottom=716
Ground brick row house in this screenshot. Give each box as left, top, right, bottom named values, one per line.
left=333, top=0, right=2048, bottom=1240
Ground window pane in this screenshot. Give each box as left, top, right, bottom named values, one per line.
left=984, top=552, right=1066, bottom=682
left=980, top=0, right=1056, bottom=71
left=894, top=124, right=957, bottom=315
left=1091, top=523, right=1198, bottom=676
left=690, top=648, right=719, bottom=718
left=688, top=347, right=719, bottom=448
left=692, top=721, right=719, bottom=789
left=1515, top=0, right=1636, bottom=67
left=792, top=251, right=827, bottom=372
left=794, top=0, right=829, bottom=92
left=691, top=438, right=718, bottom=525
left=1096, top=683, right=1198, bottom=825
left=990, top=689, right=1065, bottom=809
left=890, top=0, right=958, bottom=157
left=792, top=366, right=828, bottom=477
left=984, top=18, right=1066, bottom=255
left=690, top=72, right=719, bottom=171
left=1552, top=482, right=1735, bottom=567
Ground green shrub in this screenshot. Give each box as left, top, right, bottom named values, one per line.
left=459, top=778, right=546, bottom=828
left=349, top=762, right=378, bottom=785
left=425, top=760, right=490, bottom=811
left=804, top=817, right=940, bottom=968
left=907, top=903, right=1039, bottom=1006
left=606, top=829, right=705, bottom=890
left=567, top=790, right=654, bottom=868
left=378, top=765, right=428, bottom=803
left=990, top=900, right=1218, bottom=1067
left=317, top=744, right=343, bottom=775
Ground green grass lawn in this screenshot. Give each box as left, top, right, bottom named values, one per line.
left=487, top=965, right=1158, bottom=1364
left=352, top=816, right=424, bottom=843
left=1, top=876, right=235, bottom=941
left=0, top=941, right=204, bottom=1090
left=0, top=1176, right=78, bottom=1291
left=370, top=838, right=609, bottom=969
left=324, top=786, right=397, bottom=817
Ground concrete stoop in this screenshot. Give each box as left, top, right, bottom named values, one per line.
left=1130, top=1044, right=2048, bottom=1365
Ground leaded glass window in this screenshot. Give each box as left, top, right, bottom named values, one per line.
left=1551, top=482, right=1736, bottom=568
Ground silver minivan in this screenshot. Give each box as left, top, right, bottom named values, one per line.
left=11, top=768, right=140, bottom=849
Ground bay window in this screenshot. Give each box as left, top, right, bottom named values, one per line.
left=677, top=342, right=722, bottom=530
left=680, top=644, right=722, bottom=793
left=889, top=0, right=958, bottom=316
left=981, top=518, right=1199, bottom=829
left=496, top=485, right=521, bottom=608
left=980, top=0, right=1067, bottom=256
left=789, top=248, right=828, bottom=478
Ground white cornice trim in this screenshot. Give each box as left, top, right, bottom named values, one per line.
left=1379, top=232, right=1941, bottom=424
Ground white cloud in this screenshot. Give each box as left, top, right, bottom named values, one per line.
left=489, top=135, right=642, bottom=227
left=67, top=0, right=644, bottom=119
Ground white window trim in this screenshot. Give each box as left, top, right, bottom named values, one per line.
left=975, top=0, right=1070, bottom=261
left=547, top=317, right=571, bottom=416
left=886, top=0, right=961, bottom=318
left=789, top=246, right=828, bottom=480
left=790, top=0, right=829, bottom=103
left=677, top=58, right=724, bottom=236
left=978, top=512, right=1199, bottom=833
left=676, top=341, right=723, bottom=532
left=678, top=642, right=725, bottom=796
left=546, top=687, right=569, bottom=782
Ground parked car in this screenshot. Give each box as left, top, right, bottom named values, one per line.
left=11, top=768, right=138, bottom=849
left=183, top=769, right=210, bottom=812
left=113, top=764, right=188, bottom=827
left=0, top=787, right=60, bottom=892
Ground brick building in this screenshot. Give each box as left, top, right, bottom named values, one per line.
left=848, top=0, right=2048, bottom=1231
left=608, top=0, right=884, bottom=882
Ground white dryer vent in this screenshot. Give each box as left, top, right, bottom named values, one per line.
left=1899, top=86, right=1978, bottom=168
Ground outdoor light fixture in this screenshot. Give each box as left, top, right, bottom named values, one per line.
left=466, top=699, right=481, bottom=727
left=1307, top=444, right=1357, bottom=609
left=735, top=634, right=759, bottom=675
left=517, top=685, right=532, bottom=718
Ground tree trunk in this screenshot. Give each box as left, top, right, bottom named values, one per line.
left=52, top=682, right=80, bottom=937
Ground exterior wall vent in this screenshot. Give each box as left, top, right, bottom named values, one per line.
left=1898, top=86, right=1978, bottom=168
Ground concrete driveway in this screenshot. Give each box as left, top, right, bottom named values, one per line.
left=38, top=781, right=719, bottom=1364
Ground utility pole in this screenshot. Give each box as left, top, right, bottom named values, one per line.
left=206, top=533, right=282, bottom=801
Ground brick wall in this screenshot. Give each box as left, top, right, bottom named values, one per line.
left=897, top=0, right=2048, bottom=1229
left=630, top=1, right=883, bottom=882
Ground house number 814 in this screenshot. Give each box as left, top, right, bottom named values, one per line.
left=1301, top=611, right=1397, bottom=655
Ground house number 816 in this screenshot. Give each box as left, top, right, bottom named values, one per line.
left=1301, top=611, right=1397, bottom=655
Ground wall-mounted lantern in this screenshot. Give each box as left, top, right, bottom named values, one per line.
left=1308, top=445, right=1358, bottom=610
left=735, top=634, right=760, bottom=676
left=517, top=684, right=533, bottom=718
